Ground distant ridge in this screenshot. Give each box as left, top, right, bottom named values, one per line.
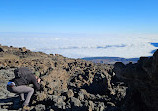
left=82, top=56, right=139, bottom=64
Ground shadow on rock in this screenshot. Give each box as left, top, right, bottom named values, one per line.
left=0, top=96, right=21, bottom=110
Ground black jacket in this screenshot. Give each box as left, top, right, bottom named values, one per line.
left=12, top=73, right=40, bottom=90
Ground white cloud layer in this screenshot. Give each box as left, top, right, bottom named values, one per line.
left=0, top=34, right=158, bottom=58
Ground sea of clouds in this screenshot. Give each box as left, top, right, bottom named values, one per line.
left=0, top=33, right=158, bottom=58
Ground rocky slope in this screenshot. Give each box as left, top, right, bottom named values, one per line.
left=0, top=45, right=126, bottom=111
left=0, top=44, right=157, bottom=111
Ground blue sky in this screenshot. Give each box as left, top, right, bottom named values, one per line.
left=0, top=0, right=158, bottom=34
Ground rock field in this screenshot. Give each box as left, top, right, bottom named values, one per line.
left=0, top=44, right=157, bottom=111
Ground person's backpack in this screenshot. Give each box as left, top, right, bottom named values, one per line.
left=14, top=67, right=33, bottom=84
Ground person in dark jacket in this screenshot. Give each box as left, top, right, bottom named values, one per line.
left=7, top=67, right=41, bottom=111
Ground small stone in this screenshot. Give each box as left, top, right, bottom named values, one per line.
left=97, top=102, right=105, bottom=111
left=107, top=102, right=115, bottom=106
left=67, top=89, right=74, bottom=98
left=70, top=97, right=82, bottom=107
left=34, top=104, right=45, bottom=111
left=78, top=91, right=84, bottom=101
left=88, top=101, right=94, bottom=111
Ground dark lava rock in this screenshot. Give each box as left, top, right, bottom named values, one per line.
left=114, top=49, right=158, bottom=111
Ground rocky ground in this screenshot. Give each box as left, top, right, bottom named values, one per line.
left=0, top=44, right=157, bottom=111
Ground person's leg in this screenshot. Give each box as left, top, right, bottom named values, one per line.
left=12, top=85, right=34, bottom=106
left=23, top=87, right=34, bottom=106
left=20, top=93, right=25, bottom=101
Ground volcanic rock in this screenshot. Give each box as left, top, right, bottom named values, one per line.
left=114, top=49, right=158, bottom=111
left=0, top=45, right=130, bottom=111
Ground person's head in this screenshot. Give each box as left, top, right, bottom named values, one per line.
left=34, top=71, right=40, bottom=79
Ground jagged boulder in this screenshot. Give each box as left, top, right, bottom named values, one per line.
left=114, top=49, right=158, bottom=111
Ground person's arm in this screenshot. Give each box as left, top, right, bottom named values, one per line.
left=30, top=75, right=40, bottom=90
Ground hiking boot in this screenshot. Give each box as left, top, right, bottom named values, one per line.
left=22, top=105, right=30, bottom=111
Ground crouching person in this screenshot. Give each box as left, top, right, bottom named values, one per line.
left=7, top=67, right=41, bottom=111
